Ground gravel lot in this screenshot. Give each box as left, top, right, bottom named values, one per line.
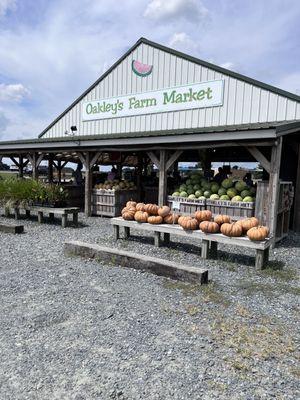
left=0, top=212, right=299, bottom=400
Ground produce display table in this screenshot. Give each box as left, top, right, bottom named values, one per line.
left=111, top=217, right=271, bottom=269
left=11, top=206, right=80, bottom=228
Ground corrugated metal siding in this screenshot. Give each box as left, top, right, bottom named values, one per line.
left=43, top=43, right=300, bottom=138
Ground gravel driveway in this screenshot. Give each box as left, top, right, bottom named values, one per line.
left=0, top=212, right=299, bottom=400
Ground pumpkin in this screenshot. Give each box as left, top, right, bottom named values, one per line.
left=158, top=205, right=171, bottom=217
left=126, top=201, right=137, bottom=208
left=122, top=206, right=135, bottom=220
left=195, top=210, right=212, bottom=222
left=135, top=202, right=145, bottom=211
left=148, top=215, right=163, bottom=224
left=237, top=217, right=259, bottom=233
left=178, top=216, right=199, bottom=230
left=247, top=226, right=269, bottom=241
left=134, top=211, right=149, bottom=223
left=199, top=221, right=220, bottom=234
left=164, top=213, right=180, bottom=224
left=220, top=222, right=243, bottom=237
left=144, top=203, right=159, bottom=215
left=214, top=215, right=231, bottom=225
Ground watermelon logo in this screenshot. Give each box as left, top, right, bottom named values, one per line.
left=132, top=60, right=153, bottom=77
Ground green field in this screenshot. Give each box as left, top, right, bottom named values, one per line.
left=0, top=171, right=19, bottom=179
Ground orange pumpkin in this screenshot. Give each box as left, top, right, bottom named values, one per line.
left=195, top=210, right=212, bottom=222
left=122, top=206, right=135, bottom=220
left=158, top=205, right=171, bottom=217
left=199, top=221, right=219, bottom=233
left=164, top=213, right=180, bottom=224
left=214, top=215, right=231, bottom=225
left=220, top=222, right=243, bottom=237
left=126, top=201, right=137, bottom=208
left=136, top=202, right=145, bottom=211
left=144, top=204, right=159, bottom=215
left=134, top=211, right=149, bottom=223
left=247, top=226, right=269, bottom=241
left=148, top=215, right=163, bottom=224
left=178, top=216, right=199, bottom=230
left=237, top=217, right=259, bottom=233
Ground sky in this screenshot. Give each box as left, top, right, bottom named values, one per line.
left=0, top=0, right=299, bottom=141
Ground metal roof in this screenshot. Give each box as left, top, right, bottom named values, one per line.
left=38, top=37, right=300, bottom=139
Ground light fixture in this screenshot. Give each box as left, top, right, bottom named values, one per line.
left=71, top=125, right=77, bottom=133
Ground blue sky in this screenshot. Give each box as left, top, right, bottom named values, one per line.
left=0, top=0, right=299, bottom=140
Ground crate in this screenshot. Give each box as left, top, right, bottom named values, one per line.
left=167, top=196, right=206, bottom=215
left=91, top=189, right=139, bottom=217
left=206, top=199, right=255, bottom=220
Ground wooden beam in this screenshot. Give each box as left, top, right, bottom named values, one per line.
left=147, top=151, right=160, bottom=169
left=158, top=150, right=167, bottom=206
left=268, top=138, right=283, bottom=242
left=246, top=146, right=271, bottom=173
left=166, top=150, right=183, bottom=171
left=90, top=151, right=102, bottom=167
left=10, top=157, right=20, bottom=168
left=293, top=143, right=300, bottom=232
left=84, top=152, right=92, bottom=217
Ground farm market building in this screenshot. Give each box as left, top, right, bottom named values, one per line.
left=0, top=37, right=299, bottom=240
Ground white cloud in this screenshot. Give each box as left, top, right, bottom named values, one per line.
left=0, top=0, right=15, bottom=17
left=276, top=72, right=300, bottom=95
left=0, top=83, right=30, bottom=102
left=0, top=110, right=9, bottom=136
left=144, top=0, right=208, bottom=22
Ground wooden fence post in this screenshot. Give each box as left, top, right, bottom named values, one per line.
left=268, top=137, right=282, bottom=242
left=158, top=150, right=167, bottom=206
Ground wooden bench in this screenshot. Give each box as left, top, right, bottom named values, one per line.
left=10, top=206, right=80, bottom=228
left=111, top=217, right=272, bottom=270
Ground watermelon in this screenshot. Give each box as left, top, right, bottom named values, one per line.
left=210, top=194, right=220, bottom=200
left=211, top=183, right=220, bottom=194
left=220, top=194, right=230, bottom=200
left=172, top=191, right=180, bottom=197
left=180, top=191, right=188, bottom=197
left=204, top=190, right=212, bottom=198
left=227, top=188, right=237, bottom=198
left=179, top=184, right=187, bottom=192
left=198, top=196, right=206, bottom=200
left=195, top=190, right=203, bottom=198
left=218, top=188, right=227, bottom=196
left=243, top=196, right=254, bottom=202
left=221, top=178, right=233, bottom=189
left=193, top=184, right=201, bottom=191
left=241, top=189, right=251, bottom=199
left=231, top=195, right=243, bottom=202
left=187, top=188, right=194, bottom=195
left=132, top=60, right=153, bottom=77
left=235, top=180, right=248, bottom=192
left=188, top=194, right=196, bottom=199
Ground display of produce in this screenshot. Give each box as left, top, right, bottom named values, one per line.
left=170, top=171, right=256, bottom=203
left=158, top=205, right=171, bottom=217
left=236, top=217, right=259, bottom=233
left=134, top=210, right=149, bottom=223
left=194, top=210, right=212, bottom=222
left=148, top=215, right=163, bottom=224
left=247, top=226, right=269, bottom=241
left=178, top=216, right=199, bottom=230
left=136, top=202, right=145, bottom=211
left=144, top=203, right=159, bottom=215
left=164, top=213, right=180, bottom=224
left=94, top=179, right=137, bottom=191
left=121, top=206, right=136, bottom=220
left=220, top=222, right=243, bottom=237
left=214, top=214, right=231, bottom=225
left=199, top=221, right=220, bottom=233
left=126, top=201, right=137, bottom=208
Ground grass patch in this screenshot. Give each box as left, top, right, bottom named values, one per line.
left=162, top=280, right=201, bottom=296
left=236, top=279, right=300, bottom=298
left=259, top=266, right=298, bottom=282
left=200, top=282, right=231, bottom=307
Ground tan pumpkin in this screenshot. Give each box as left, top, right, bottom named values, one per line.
left=247, top=226, right=269, bottom=241
left=144, top=203, right=159, bottom=215
left=148, top=215, right=163, bottom=224
left=122, top=206, right=135, bottom=220
left=199, top=221, right=220, bottom=233
left=126, top=201, right=137, bottom=208
left=237, top=217, right=259, bottom=233
left=214, top=214, right=231, bottom=225
left=136, top=202, right=145, bottom=211
left=134, top=211, right=149, bottom=223
left=195, top=210, right=212, bottom=222
left=220, top=222, right=243, bottom=237
left=158, top=205, right=171, bottom=217
left=178, top=216, right=199, bottom=230
left=164, top=213, right=180, bottom=224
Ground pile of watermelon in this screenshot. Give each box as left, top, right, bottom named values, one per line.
left=171, top=173, right=256, bottom=203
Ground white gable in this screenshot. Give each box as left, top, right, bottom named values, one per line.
left=41, top=41, right=300, bottom=138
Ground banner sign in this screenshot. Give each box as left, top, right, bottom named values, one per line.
left=82, top=79, right=224, bottom=121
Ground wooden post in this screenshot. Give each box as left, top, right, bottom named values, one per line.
left=57, top=160, right=62, bottom=183
left=158, top=150, right=167, bottom=206
left=28, top=153, right=43, bottom=180
left=19, top=156, right=24, bottom=178
left=268, top=137, right=283, bottom=242
left=48, top=154, right=54, bottom=183
left=293, top=144, right=300, bottom=232
left=84, top=152, right=92, bottom=217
